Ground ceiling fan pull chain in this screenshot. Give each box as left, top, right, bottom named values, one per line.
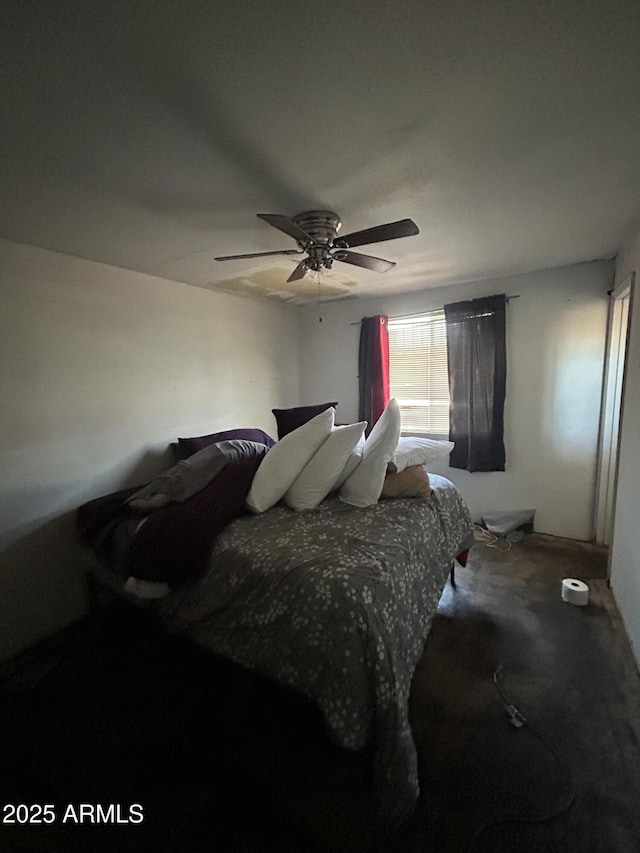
left=317, top=267, right=323, bottom=323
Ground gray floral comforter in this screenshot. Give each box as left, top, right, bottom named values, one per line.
left=157, top=474, right=473, bottom=823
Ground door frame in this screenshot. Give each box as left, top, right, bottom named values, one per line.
left=594, top=272, right=635, bottom=555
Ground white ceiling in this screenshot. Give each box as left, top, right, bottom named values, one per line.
left=2, top=0, right=640, bottom=303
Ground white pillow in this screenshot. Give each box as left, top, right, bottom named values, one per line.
left=389, top=436, right=454, bottom=473
left=284, top=421, right=367, bottom=511
left=333, top=433, right=366, bottom=489
left=339, top=398, right=402, bottom=507
left=246, top=408, right=335, bottom=513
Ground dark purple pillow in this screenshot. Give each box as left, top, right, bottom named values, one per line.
left=272, top=402, right=339, bottom=439
left=177, top=427, right=275, bottom=459
left=123, top=446, right=269, bottom=584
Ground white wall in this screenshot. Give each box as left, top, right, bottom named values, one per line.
left=0, top=238, right=300, bottom=662
left=299, top=261, right=612, bottom=540
left=610, top=227, right=640, bottom=665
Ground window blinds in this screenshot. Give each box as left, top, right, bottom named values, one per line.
left=388, top=312, right=450, bottom=433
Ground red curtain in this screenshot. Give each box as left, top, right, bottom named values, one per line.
left=358, top=315, right=390, bottom=432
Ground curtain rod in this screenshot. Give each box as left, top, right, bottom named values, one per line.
left=349, top=294, right=520, bottom=325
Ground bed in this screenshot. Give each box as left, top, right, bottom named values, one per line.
left=80, top=452, right=473, bottom=824
left=162, top=476, right=471, bottom=822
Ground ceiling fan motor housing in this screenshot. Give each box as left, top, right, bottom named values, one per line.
left=292, top=211, right=340, bottom=246
left=291, top=211, right=341, bottom=271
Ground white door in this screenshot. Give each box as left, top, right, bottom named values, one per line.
left=594, top=273, right=634, bottom=547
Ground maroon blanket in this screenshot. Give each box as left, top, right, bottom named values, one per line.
left=78, top=443, right=269, bottom=585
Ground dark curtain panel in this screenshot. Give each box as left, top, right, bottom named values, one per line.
left=358, top=315, right=390, bottom=433
left=444, top=294, right=507, bottom=472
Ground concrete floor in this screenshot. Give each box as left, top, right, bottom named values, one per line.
left=1, top=533, right=639, bottom=852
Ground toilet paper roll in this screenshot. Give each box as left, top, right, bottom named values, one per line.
left=561, top=578, right=589, bottom=606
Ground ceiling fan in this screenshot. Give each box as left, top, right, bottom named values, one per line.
left=214, top=211, right=419, bottom=282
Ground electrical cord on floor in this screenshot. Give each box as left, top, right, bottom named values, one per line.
left=466, top=665, right=576, bottom=852
left=473, top=524, right=513, bottom=552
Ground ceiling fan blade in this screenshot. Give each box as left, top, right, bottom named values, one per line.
left=337, top=218, right=419, bottom=249
left=215, top=249, right=302, bottom=261
left=333, top=250, right=396, bottom=273
left=257, top=213, right=313, bottom=245
left=287, top=260, right=308, bottom=282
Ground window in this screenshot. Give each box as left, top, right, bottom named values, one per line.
left=388, top=311, right=450, bottom=434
